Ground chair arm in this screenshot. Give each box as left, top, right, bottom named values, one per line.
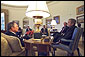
left=60, top=39, right=73, bottom=42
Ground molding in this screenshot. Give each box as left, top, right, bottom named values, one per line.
left=1, top=3, right=28, bottom=8
left=1, top=1, right=53, bottom=8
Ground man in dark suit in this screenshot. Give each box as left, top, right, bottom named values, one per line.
left=41, top=25, right=48, bottom=36
left=53, top=18, right=77, bottom=46
left=5, top=21, right=19, bottom=37
left=5, top=21, right=24, bottom=47
left=53, top=22, right=69, bottom=37
left=26, top=25, right=32, bottom=32
left=16, top=27, right=22, bottom=37
left=60, top=22, right=69, bottom=34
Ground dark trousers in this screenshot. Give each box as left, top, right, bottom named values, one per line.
left=53, top=33, right=70, bottom=46
left=53, top=33, right=63, bottom=43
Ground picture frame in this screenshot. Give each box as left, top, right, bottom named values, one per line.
left=23, top=17, right=29, bottom=29
left=46, top=19, right=52, bottom=28
left=76, top=5, right=84, bottom=15
left=54, top=16, right=60, bottom=24
left=76, top=15, right=84, bottom=23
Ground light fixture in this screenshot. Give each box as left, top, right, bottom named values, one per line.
left=1, top=1, right=50, bottom=19
left=51, top=20, right=57, bottom=29
left=26, top=1, right=50, bottom=19
left=51, top=20, right=57, bottom=25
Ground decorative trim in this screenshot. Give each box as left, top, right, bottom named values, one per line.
left=1, top=1, right=52, bottom=8
left=1, top=3, right=28, bottom=8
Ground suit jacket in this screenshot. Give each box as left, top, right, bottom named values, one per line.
left=62, top=25, right=77, bottom=40
left=60, top=25, right=77, bottom=45
left=26, top=28, right=32, bottom=32
left=5, top=31, right=19, bottom=38
left=53, top=25, right=77, bottom=45
left=41, top=28, right=48, bottom=36
left=5, top=30, right=25, bottom=47
left=60, top=26, right=69, bottom=34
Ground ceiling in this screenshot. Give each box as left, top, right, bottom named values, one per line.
left=1, top=1, right=52, bottom=6
left=1, top=1, right=54, bottom=8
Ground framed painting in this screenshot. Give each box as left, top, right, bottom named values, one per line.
left=46, top=19, right=52, bottom=28
left=23, top=17, right=29, bottom=29
left=76, top=5, right=84, bottom=15
left=54, top=16, right=60, bottom=24
left=76, top=15, right=84, bottom=23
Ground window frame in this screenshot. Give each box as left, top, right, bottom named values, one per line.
left=1, top=9, right=9, bottom=32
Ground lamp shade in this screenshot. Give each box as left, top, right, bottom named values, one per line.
left=26, top=1, right=50, bottom=18
left=51, top=20, right=57, bottom=25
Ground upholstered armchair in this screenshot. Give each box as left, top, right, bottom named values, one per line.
left=1, top=33, right=26, bottom=56
left=51, top=27, right=83, bottom=56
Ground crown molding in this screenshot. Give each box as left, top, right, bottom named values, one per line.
left=1, top=1, right=53, bottom=8
left=1, top=3, right=28, bottom=8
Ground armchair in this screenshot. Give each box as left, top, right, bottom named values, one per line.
left=51, top=27, right=83, bottom=56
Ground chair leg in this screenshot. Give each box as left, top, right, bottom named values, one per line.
left=52, top=48, right=56, bottom=56
left=67, top=53, right=70, bottom=56
left=71, top=53, right=74, bottom=56
left=67, top=52, right=74, bottom=56
left=77, top=48, right=82, bottom=56
left=52, top=50, right=55, bottom=56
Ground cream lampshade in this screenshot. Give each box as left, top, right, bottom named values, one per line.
left=51, top=20, right=57, bottom=29
left=26, top=1, right=50, bottom=19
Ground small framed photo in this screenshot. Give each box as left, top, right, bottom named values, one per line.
left=76, top=5, right=84, bottom=15
left=54, top=16, right=60, bottom=24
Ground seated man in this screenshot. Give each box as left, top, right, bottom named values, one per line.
left=41, top=25, right=48, bottom=36
left=53, top=18, right=77, bottom=46
left=5, top=21, right=25, bottom=47
left=26, top=25, right=32, bottom=32
left=23, top=29, right=34, bottom=40
left=53, top=22, right=69, bottom=37
left=60, top=22, right=69, bottom=34
left=16, top=27, right=22, bottom=38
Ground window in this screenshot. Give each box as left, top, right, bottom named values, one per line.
left=1, top=13, right=5, bottom=30
left=1, top=9, right=8, bottom=32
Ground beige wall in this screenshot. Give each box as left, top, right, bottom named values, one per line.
left=47, top=1, right=84, bottom=31
left=1, top=1, right=84, bottom=33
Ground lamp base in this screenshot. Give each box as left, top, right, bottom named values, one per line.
left=33, top=16, right=43, bottom=19
left=35, top=24, right=41, bottom=33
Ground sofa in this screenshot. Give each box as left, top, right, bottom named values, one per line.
left=1, top=33, right=26, bottom=56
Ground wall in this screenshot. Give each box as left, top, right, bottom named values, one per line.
left=47, top=1, right=84, bottom=31
left=1, top=1, right=84, bottom=33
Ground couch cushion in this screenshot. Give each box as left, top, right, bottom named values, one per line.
left=1, top=36, right=12, bottom=56
left=1, top=33, right=23, bottom=52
